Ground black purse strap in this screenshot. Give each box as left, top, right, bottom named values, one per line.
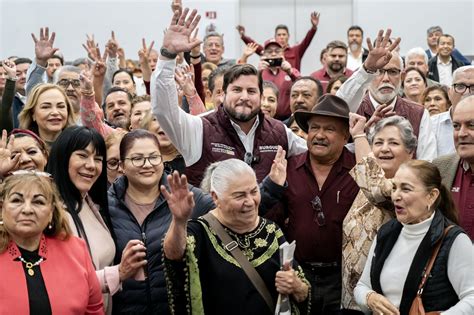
left=203, top=213, right=275, bottom=312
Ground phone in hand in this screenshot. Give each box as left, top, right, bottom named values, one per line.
left=266, top=58, right=283, bottom=67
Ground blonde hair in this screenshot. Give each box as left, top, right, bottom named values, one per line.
left=139, top=110, right=155, bottom=131
left=18, top=84, right=76, bottom=136
left=0, top=173, right=72, bottom=252
left=105, top=129, right=128, bottom=150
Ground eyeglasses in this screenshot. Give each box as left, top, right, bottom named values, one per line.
left=124, top=155, right=162, bottom=167
left=453, top=83, right=474, bottom=94
left=310, top=196, right=326, bottom=226
left=57, top=79, right=81, bottom=88
left=377, top=68, right=401, bottom=77
left=106, top=158, right=120, bottom=170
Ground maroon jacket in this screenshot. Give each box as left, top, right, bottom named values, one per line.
left=185, top=105, right=289, bottom=186
left=241, top=27, right=317, bottom=71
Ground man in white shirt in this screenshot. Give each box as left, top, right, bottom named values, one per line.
left=151, top=8, right=307, bottom=186
left=346, top=25, right=369, bottom=71
left=428, top=34, right=464, bottom=87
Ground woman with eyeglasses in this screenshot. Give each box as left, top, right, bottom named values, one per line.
left=105, top=130, right=127, bottom=185
left=107, top=129, right=214, bottom=313
left=47, top=126, right=146, bottom=314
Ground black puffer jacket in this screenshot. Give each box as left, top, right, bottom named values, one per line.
left=108, top=175, right=214, bottom=314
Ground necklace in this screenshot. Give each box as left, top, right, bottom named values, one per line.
left=18, top=256, right=44, bottom=276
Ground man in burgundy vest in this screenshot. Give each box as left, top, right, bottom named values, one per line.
left=151, top=9, right=307, bottom=186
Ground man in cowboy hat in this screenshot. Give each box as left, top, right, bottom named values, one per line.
left=262, top=94, right=359, bottom=315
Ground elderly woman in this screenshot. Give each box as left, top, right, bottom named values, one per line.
left=163, top=158, right=310, bottom=314
left=0, top=129, right=48, bottom=178
left=107, top=129, right=213, bottom=313
left=18, top=84, right=76, bottom=148
left=0, top=172, right=103, bottom=313
left=341, top=115, right=418, bottom=313
left=354, top=160, right=474, bottom=314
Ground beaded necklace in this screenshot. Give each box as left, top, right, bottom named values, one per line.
left=18, top=256, right=44, bottom=276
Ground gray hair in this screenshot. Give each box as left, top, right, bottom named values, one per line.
left=453, top=65, right=474, bottom=82
left=72, top=58, right=92, bottom=67
left=427, top=26, right=443, bottom=35
left=200, top=159, right=256, bottom=197
left=405, top=47, right=429, bottom=65
left=203, top=32, right=224, bottom=47
left=53, top=65, right=82, bottom=84
left=368, top=115, right=418, bottom=153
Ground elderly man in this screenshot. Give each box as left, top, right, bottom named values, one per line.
left=152, top=8, right=307, bottom=186
left=311, top=40, right=353, bottom=91
left=405, top=47, right=439, bottom=87
left=425, top=26, right=470, bottom=65
left=428, top=34, right=465, bottom=87
left=200, top=32, right=235, bottom=69
left=236, top=11, right=320, bottom=71
left=431, top=66, right=474, bottom=156
left=289, top=76, right=323, bottom=114
left=262, top=94, right=360, bottom=315
left=346, top=25, right=369, bottom=71
left=336, top=29, right=437, bottom=161
left=434, top=95, right=474, bottom=240
left=260, top=39, right=300, bottom=120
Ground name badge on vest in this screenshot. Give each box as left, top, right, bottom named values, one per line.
left=210, top=142, right=236, bottom=156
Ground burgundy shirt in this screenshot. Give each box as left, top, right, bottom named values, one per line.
left=261, top=67, right=300, bottom=120
left=283, top=149, right=359, bottom=263
left=310, top=68, right=354, bottom=92
left=450, top=160, right=474, bottom=239
left=241, top=27, right=317, bottom=71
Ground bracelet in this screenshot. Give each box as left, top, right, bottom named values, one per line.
left=362, top=63, right=378, bottom=74
left=352, top=133, right=367, bottom=140
left=81, top=89, right=95, bottom=97
left=160, top=47, right=177, bottom=59
left=366, top=290, right=377, bottom=308
left=189, top=54, right=201, bottom=59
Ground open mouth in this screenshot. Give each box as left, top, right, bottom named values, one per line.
left=394, top=205, right=404, bottom=214
left=79, top=172, right=95, bottom=180
left=378, top=156, right=394, bottom=160
left=47, top=118, right=63, bottom=124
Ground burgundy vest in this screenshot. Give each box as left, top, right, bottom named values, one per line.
left=186, top=105, right=289, bottom=186
left=357, top=94, right=424, bottom=157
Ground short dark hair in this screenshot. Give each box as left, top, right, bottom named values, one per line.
left=105, top=86, right=133, bottom=103
left=262, top=81, right=280, bottom=100
left=402, top=67, right=428, bottom=89
left=326, top=75, right=348, bottom=94
left=275, top=24, right=289, bottom=35
left=14, top=58, right=32, bottom=66
left=47, top=126, right=113, bottom=240
left=112, top=69, right=136, bottom=86
left=49, top=55, right=64, bottom=66
left=326, top=40, right=348, bottom=52
left=208, top=66, right=229, bottom=93
left=223, top=64, right=263, bottom=95
left=437, top=34, right=455, bottom=46
left=347, top=25, right=364, bottom=37
left=119, top=129, right=161, bottom=161
left=292, top=76, right=324, bottom=100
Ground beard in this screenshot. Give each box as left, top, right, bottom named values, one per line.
left=369, top=83, right=400, bottom=104
left=328, top=62, right=343, bottom=72
left=349, top=43, right=360, bottom=52
left=224, top=102, right=260, bottom=123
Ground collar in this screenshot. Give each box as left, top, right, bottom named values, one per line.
left=437, top=56, right=452, bottom=65
left=368, top=93, right=397, bottom=109
left=438, top=110, right=452, bottom=123
left=461, top=159, right=471, bottom=172
left=297, top=147, right=354, bottom=172
left=229, top=114, right=260, bottom=135
left=7, top=234, right=48, bottom=260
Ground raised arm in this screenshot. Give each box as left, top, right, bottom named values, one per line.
left=175, top=64, right=206, bottom=115
left=294, top=11, right=320, bottom=59
left=1, top=60, right=17, bottom=132
left=138, top=38, right=155, bottom=85
left=236, top=25, right=264, bottom=55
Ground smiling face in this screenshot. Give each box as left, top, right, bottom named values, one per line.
left=437, top=35, right=454, bottom=59
left=452, top=97, right=474, bottom=165
left=223, top=75, right=261, bottom=123
left=32, top=88, right=69, bottom=139
left=213, top=171, right=260, bottom=233
left=105, top=91, right=132, bottom=129
left=68, top=143, right=103, bottom=196
left=403, top=69, right=426, bottom=102
left=392, top=165, right=438, bottom=224
left=130, top=101, right=151, bottom=130
left=372, top=125, right=412, bottom=178
left=113, top=71, right=136, bottom=94
left=261, top=87, right=278, bottom=117
left=204, top=36, right=224, bottom=65
left=10, top=136, right=48, bottom=172
left=307, top=115, right=349, bottom=164
left=2, top=181, right=53, bottom=243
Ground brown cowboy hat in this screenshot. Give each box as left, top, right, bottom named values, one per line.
left=294, top=94, right=350, bottom=133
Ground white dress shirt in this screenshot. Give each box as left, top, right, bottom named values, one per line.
left=151, top=59, right=307, bottom=167
left=431, top=110, right=456, bottom=157
left=437, top=57, right=454, bottom=87
left=347, top=49, right=363, bottom=71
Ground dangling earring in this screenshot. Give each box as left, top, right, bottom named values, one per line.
left=48, top=222, right=52, bottom=230
left=0, top=220, right=3, bottom=225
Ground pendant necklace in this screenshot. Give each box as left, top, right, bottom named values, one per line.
left=18, top=256, right=44, bottom=276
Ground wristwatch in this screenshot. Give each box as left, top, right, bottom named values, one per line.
left=160, top=47, right=178, bottom=59
left=363, top=63, right=378, bottom=74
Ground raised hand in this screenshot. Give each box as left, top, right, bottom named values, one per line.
left=2, top=59, right=17, bottom=79
left=268, top=146, right=287, bottom=186
left=281, top=59, right=292, bottom=74
left=162, top=8, right=202, bottom=55
left=364, top=29, right=401, bottom=72
left=175, top=64, right=197, bottom=97
left=365, top=103, right=396, bottom=130
left=349, top=113, right=367, bottom=137
left=91, top=47, right=107, bottom=78
left=106, top=31, right=119, bottom=58
left=236, top=25, right=245, bottom=36
left=31, top=27, right=59, bottom=67
left=160, top=171, right=195, bottom=224
left=0, top=130, right=20, bottom=176
left=79, top=69, right=94, bottom=94
left=138, top=38, right=155, bottom=66
left=243, top=42, right=258, bottom=58
left=310, top=11, right=320, bottom=28
left=82, top=34, right=99, bottom=61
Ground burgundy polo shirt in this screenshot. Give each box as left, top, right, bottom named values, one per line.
left=310, top=68, right=354, bottom=92
left=284, top=149, right=359, bottom=263
left=450, top=160, right=474, bottom=239
left=261, top=68, right=300, bottom=120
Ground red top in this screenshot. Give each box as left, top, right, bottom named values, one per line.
left=310, top=67, right=354, bottom=92
left=241, top=27, right=317, bottom=71
left=451, top=160, right=474, bottom=239
left=261, top=67, right=300, bottom=120
left=283, top=149, right=359, bottom=263
left=0, top=235, right=104, bottom=314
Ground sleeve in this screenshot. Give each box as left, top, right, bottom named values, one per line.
left=442, top=233, right=474, bottom=315
left=102, top=57, right=118, bottom=97
left=193, top=62, right=206, bottom=104
left=415, top=109, right=437, bottom=161
left=240, top=34, right=264, bottom=55
left=144, top=80, right=150, bottom=95
left=336, top=66, right=377, bottom=113
left=0, top=78, right=16, bottom=132
left=354, top=236, right=377, bottom=313
left=81, top=240, right=105, bottom=314
left=190, top=185, right=215, bottom=218
left=80, top=94, right=115, bottom=138
left=95, top=265, right=122, bottom=295
left=259, top=176, right=287, bottom=215
left=452, top=49, right=472, bottom=66
left=151, top=59, right=204, bottom=166
left=288, top=67, right=301, bottom=81
left=187, top=93, right=207, bottom=116
left=294, top=27, right=317, bottom=59
left=286, top=125, right=307, bottom=157
left=25, top=60, right=47, bottom=97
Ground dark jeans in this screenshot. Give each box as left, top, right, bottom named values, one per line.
left=302, top=265, right=342, bottom=315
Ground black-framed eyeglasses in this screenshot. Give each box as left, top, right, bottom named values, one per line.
left=57, top=79, right=81, bottom=89
left=106, top=158, right=120, bottom=170
left=310, top=196, right=326, bottom=227
left=124, top=155, right=162, bottom=167
left=453, top=83, right=474, bottom=94
left=377, top=68, right=401, bottom=77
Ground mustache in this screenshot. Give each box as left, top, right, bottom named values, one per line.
left=378, top=83, right=395, bottom=90
left=312, top=140, right=329, bottom=146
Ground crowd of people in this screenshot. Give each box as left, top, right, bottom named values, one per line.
left=0, top=0, right=473, bottom=314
